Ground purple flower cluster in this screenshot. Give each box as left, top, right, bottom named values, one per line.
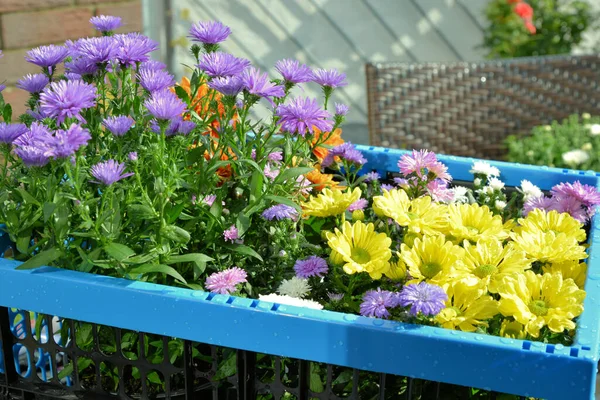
left=223, top=225, right=239, bottom=242
left=150, top=118, right=196, bottom=136
left=0, top=123, right=28, bottom=144
left=114, top=33, right=159, bottom=65
left=189, top=21, right=231, bottom=44
left=359, top=288, right=398, bottom=319
left=524, top=181, right=600, bottom=223
left=261, top=204, right=298, bottom=221
left=90, top=160, right=134, bottom=186
left=41, top=124, right=91, bottom=158
left=69, top=36, right=119, bottom=64
left=103, top=115, right=135, bottom=136
left=65, top=57, right=98, bottom=77
left=197, top=52, right=250, bottom=78
left=276, top=97, right=332, bottom=136
left=398, top=150, right=451, bottom=182
left=138, top=68, right=175, bottom=93
left=426, top=179, right=454, bottom=203
left=275, top=59, right=314, bottom=84
left=90, top=15, right=122, bottom=33
left=363, top=171, right=380, bottom=182
left=347, top=198, right=368, bottom=212
left=397, top=283, right=447, bottom=316
left=25, top=45, right=69, bottom=70
left=334, top=103, right=349, bottom=116
left=205, top=267, right=247, bottom=295
left=240, top=67, right=285, bottom=104
left=16, top=74, right=49, bottom=94
left=144, top=90, right=186, bottom=121
left=313, top=68, right=347, bottom=88
left=294, top=256, right=328, bottom=278
left=322, top=142, right=366, bottom=168
left=208, top=76, right=244, bottom=97
left=40, top=80, right=97, bottom=123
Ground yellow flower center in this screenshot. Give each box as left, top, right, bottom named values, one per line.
left=421, top=262, right=441, bottom=279
left=350, top=247, right=371, bottom=264
left=474, top=264, right=497, bottom=279
left=466, top=226, right=480, bottom=235
left=448, top=306, right=462, bottom=317
left=529, top=300, right=549, bottom=316
left=407, top=212, right=419, bottom=220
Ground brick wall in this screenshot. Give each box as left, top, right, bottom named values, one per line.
left=0, top=0, right=143, bottom=118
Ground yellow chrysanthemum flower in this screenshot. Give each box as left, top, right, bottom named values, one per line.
left=401, top=235, right=464, bottom=285
left=497, top=271, right=586, bottom=338
left=510, top=230, right=587, bottom=264
left=499, top=320, right=527, bottom=339
left=435, top=281, right=498, bottom=332
left=384, top=259, right=407, bottom=281
left=326, top=221, right=392, bottom=279
left=302, top=187, right=361, bottom=218
left=372, top=189, right=447, bottom=235
left=457, top=240, right=531, bottom=293
left=515, top=209, right=585, bottom=242
left=542, top=260, right=587, bottom=288
left=446, top=203, right=509, bottom=243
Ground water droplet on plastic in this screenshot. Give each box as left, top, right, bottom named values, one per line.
left=475, top=335, right=483, bottom=341
left=343, top=314, right=357, bottom=322
left=372, top=319, right=385, bottom=326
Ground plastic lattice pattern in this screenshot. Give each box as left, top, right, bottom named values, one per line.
left=0, top=146, right=599, bottom=400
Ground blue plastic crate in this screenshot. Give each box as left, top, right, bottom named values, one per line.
left=0, top=145, right=599, bottom=399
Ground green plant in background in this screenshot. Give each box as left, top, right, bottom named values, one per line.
left=481, top=0, right=593, bottom=59
left=506, top=113, right=600, bottom=170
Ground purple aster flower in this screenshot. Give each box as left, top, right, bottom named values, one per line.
left=312, top=68, right=347, bottom=88
left=240, top=67, right=285, bottom=104
left=65, top=73, right=82, bottom=81
left=335, top=103, right=349, bottom=116
left=103, top=115, right=134, bottom=136
left=251, top=149, right=257, bottom=160
left=208, top=75, right=244, bottom=96
left=189, top=21, right=231, bottom=44
left=202, top=195, right=217, bottom=207
left=90, top=160, right=134, bottom=185
left=381, top=183, right=394, bottom=191
left=40, top=80, right=97, bottom=124
left=261, top=204, right=298, bottom=221
left=114, top=33, right=159, bottom=65
left=523, top=195, right=556, bottom=216
left=90, top=15, right=122, bottom=32
left=398, top=150, right=437, bottom=177
left=139, top=60, right=167, bottom=72
left=15, top=146, right=49, bottom=167
left=150, top=117, right=196, bottom=136
left=71, top=36, right=119, bottom=64
left=327, top=292, right=344, bottom=302
left=25, top=45, right=69, bottom=69
left=322, top=142, right=367, bottom=168
left=14, top=122, right=51, bottom=147
left=205, top=267, right=247, bottom=295
left=276, top=97, right=332, bottom=136
left=552, top=195, right=589, bottom=223
left=347, top=198, right=368, bottom=212
left=65, top=57, right=98, bottom=77
left=551, top=181, right=600, bottom=210
left=137, top=68, right=175, bottom=92
left=0, top=84, right=5, bottom=93
left=16, top=73, right=49, bottom=94
left=363, top=171, right=380, bottom=182
left=427, top=180, right=454, bottom=203
left=397, top=282, right=447, bottom=316
left=223, top=225, right=239, bottom=242
left=267, top=151, right=283, bottom=162
left=0, top=123, right=28, bottom=144
left=294, top=256, right=328, bottom=278
left=274, top=59, right=314, bottom=84
left=41, top=124, right=91, bottom=158
left=128, top=152, right=138, bottom=161
left=359, top=288, right=398, bottom=319
left=197, top=52, right=250, bottom=77
left=144, top=89, right=186, bottom=121
left=263, top=163, right=280, bottom=180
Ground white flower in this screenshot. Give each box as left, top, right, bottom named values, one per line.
left=450, top=186, right=469, bottom=204
left=582, top=113, right=591, bottom=120
left=488, top=177, right=505, bottom=191
left=582, top=143, right=593, bottom=151
left=277, top=277, right=310, bottom=298
left=519, top=180, right=543, bottom=202
left=589, top=124, right=600, bottom=136
left=495, top=200, right=506, bottom=210
left=562, top=149, right=589, bottom=166
left=259, top=293, right=323, bottom=310
left=543, top=125, right=552, bottom=131
left=473, top=178, right=482, bottom=187
left=470, top=161, right=500, bottom=177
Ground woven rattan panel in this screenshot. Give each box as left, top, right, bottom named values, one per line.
left=366, top=55, right=600, bottom=159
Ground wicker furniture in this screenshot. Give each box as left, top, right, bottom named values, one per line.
left=366, top=55, right=600, bottom=159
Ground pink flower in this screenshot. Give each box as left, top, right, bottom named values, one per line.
left=223, top=225, right=239, bottom=242
left=205, top=267, right=247, bottom=294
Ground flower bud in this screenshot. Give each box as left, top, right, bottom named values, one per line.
left=329, top=249, right=345, bottom=267
left=351, top=209, right=365, bottom=221
left=384, top=261, right=406, bottom=282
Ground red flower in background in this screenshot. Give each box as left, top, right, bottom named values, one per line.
left=514, top=2, right=536, bottom=34
left=507, top=0, right=521, bottom=3
left=524, top=20, right=537, bottom=34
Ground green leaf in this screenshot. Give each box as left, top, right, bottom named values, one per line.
left=104, top=243, right=135, bottom=262
left=127, top=204, right=156, bottom=220
left=277, top=167, right=313, bottom=183
left=225, top=244, right=263, bottom=262
left=3, top=104, right=12, bottom=122
left=264, top=195, right=301, bottom=211
left=125, top=252, right=159, bottom=265
left=166, top=253, right=213, bottom=264
left=235, top=212, right=251, bottom=236
left=16, top=247, right=62, bottom=270
left=213, top=351, right=237, bottom=380
left=249, top=169, right=264, bottom=202
left=43, top=202, right=56, bottom=223
left=309, top=363, right=324, bottom=393
left=16, top=230, right=31, bottom=255
left=161, top=225, right=191, bottom=244
left=128, top=264, right=187, bottom=284
left=166, top=202, right=186, bottom=224
left=174, top=85, right=190, bottom=103
left=16, top=188, right=40, bottom=206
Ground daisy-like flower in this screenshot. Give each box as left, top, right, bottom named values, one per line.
left=240, top=67, right=285, bottom=103
left=294, top=256, right=328, bottom=278
left=103, top=115, right=135, bottom=136
left=140, top=59, right=167, bottom=72
left=305, top=167, right=343, bottom=191
left=312, top=68, right=347, bottom=88
left=470, top=161, right=500, bottom=177
left=510, top=228, right=587, bottom=264
left=335, top=103, right=349, bottom=116
left=401, top=235, right=464, bottom=285
left=551, top=181, right=600, bottom=211
left=515, top=209, right=586, bottom=242
left=138, top=68, right=175, bottom=93
left=205, top=267, right=247, bottom=295
left=311, top=126, right=344, bottom=162
left=261, top=204, right=298, bottom=221
left=435, top=281, right=498, bottom=332
left=446, top=203, right=510, bottom=243
left=208, top=76, right=244, bottom=97
left=276, top=97, right=332, bottom=136
left=150, top=117, right=196, bottom=136
left=128, top=152, right=138, bottom=161
left=523, top=195, right=556, bottom=216
left=0, top=123, right=28, bottom=144
left=201, top=194, right=217, bottom=207
left=322, top=142, right=367, bottom=167
left=71, top=36, right=119, bottom=64
left=487, top=177, right=505, bottom=191
left=499, top=320, right=527, bottom=339
left=275, top=59, right=314, bottom=84
left=327, top=292, right=344, bottom=302
left=25, top=45, right=69, bottom=70
left=398, top=150, right=451, bottom=182
left=363, top=171, right=380, bottom=182
left=15, top=146, right=49, bottom=167
left=114, top=33, right=159, bottom=65
left=384, top=260, right=407, bottom=281
left=90, top=160, right=134, bottom=185
left=519, top=180, right=543, bottom=202
left=562, top=149, right=589, bottom=167
left=360, top=288, right=398, bottom=319
left=552, top=196, right=589, bottom=223
left=41, top=124, right=91, bottom=158
left=40, top=80, right=97, bottom=124
left=223, top=225, right=239, bottom=242
left=258, top=293, right=323, bottom=310
left=397, top=282, right=447, bottom=316
left=65, top=57, right=98, bottom=77
left=197, top=52, right=250, bottom=77
left=347, top=198, right=368, bottom=212
left=277, top=276, right=311, bottom=298
left=16, top=73, right=49, bottom=94
left=426, top=180, right=454, bottom=203
left=588, top=124, right=600, bottom=136
left=189, top=21, right=231, bottom=44
left=90, top=15, right=122, bottom=32
left=542, top=260, right=587, bottom=288
left=302, top=187, right=361, bottom=218
left=498, top=271, right=585, bottom=338
left=450, top=186, right=469, bottom=204
left=326, top=221, right=392, bottom=279
left=145, top=89, right=186, bottom=121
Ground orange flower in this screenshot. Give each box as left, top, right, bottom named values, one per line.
left=203, top=147, right=237, bottom=183
left=311, top=127, right=344, bottom=162
left=306, top=166, right=343, bottom=191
